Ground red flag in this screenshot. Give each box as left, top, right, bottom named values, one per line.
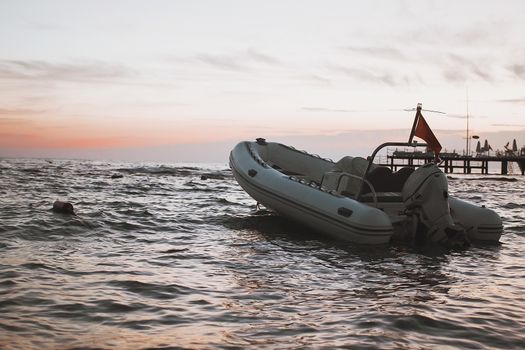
left=414, top=115, right=442, bottom=154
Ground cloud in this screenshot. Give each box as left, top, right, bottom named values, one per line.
left=497, top=97, right=525, bottom=105
left=302, top=107, right=359, bottom=113
left=290, top=74, right=332, bottom=87
left=363, top=20, right=515, bottom=85
left=492, top=123, right=525, bottom=127
left=445, top=114, right=487, bottom=119
left=327, top=64, right=399, bottom=86
left=307, top=74, right=332, bottom=85
left=400, top=20, right=510, bottom=48
left=0, top=107, right=46, bottom=115
left=172, top=49, right=282, bottom=72
left=340, top=32, right=511, bottom=86
left=0, top=108, right=42, bottom=125
left=245, top=49, right=281, bottom=65
left=193, top=53, right=249, bottom=72
left=450, top=22, right=509, bottom=46
left=343, top=46, right=407, bottom=61
left=507, top=64, right=525, bottom=79
left=0, top=59, right=134, bottom=82
left=442, top=54, right=494, bottom=83
left=0, top=117, right=33, bottom=125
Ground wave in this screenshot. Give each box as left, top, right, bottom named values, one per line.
left=2, top=157, right=525, bottom=350
left=449, top=176, right=519, bottom=182
left=112, top=166, right=233, bottom=183
left=108, top=280, right=194, bottom=300
left=501, top=202, right=525, bottom=209
left=115, top=165, right=199, bottom=176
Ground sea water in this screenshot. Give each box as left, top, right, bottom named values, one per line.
left=0, top=158, right=524, bottom=349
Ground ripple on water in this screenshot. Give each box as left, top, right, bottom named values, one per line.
left=107, top=280, right=194, bottom=300
left=0, top=159, right=524, bottom=349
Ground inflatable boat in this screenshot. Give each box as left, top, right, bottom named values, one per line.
left=229, top=106, right=503, bottom=246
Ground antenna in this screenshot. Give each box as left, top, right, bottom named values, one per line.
left=466, top=87, right=470, bottom=156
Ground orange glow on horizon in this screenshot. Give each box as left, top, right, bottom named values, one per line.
left=0, top=112, right=265, bottom=150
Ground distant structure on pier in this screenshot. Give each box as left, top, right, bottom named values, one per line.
left=383, top=138, right=525, bottom=175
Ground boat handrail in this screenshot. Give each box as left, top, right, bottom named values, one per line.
left=247, top=142, right=269, bottom=168
left=356, top=141, right=429, bottom=201
left=334, top=172, right=378, bottom=207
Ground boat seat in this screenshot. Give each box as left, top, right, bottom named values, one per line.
left=393, top=167, right=415, bottom=190
left=332, top=156, right=373, bottom=174
left=321, top=156, right=372, bottom=195
left=321, top=158, right=415, bottom=197
left=361, top=166, right=415, bottom=194
left=321, top=171, right=362, bottom=195
left=365, top=166, right=393, bottom=192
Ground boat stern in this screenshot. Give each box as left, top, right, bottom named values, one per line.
left=449, top=197, right=503, bottom=243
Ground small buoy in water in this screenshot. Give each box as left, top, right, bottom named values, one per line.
left=52, top=200, right=75, bottom=215
left=200, top=175, right=208, bottom=180
left=111, top=173, right=123, bottom=179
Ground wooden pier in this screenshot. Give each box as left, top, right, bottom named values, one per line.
left=382, top=151, right=525, bottom=175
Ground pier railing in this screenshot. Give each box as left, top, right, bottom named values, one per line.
left=381, top=149, right=525, bottom=175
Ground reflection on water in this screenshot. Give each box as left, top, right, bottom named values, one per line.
left=0, top=159, right=524, bottom=349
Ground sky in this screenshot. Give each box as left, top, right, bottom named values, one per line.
left=1, top=0, right=524, bottom=162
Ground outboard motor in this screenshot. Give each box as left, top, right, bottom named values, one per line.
left=402, top=163, right=468, bottom=247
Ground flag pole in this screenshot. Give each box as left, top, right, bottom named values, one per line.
left=408, top=103, right=422, bottom=143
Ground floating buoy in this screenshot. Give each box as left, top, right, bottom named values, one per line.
left=52, top=200, right=75, bottom=215
left=111, top=173, right=123, bottom=179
